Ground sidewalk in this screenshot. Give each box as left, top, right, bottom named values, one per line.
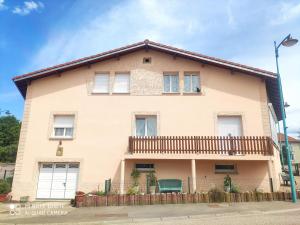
left=1, top=201, right=300, bottom=224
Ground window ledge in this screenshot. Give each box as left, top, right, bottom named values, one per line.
left=215, top=171, right=238, bottom=175
left=162, top=92, right=181, bottom=95
left=91, top=91, right=109, bottom=95
left=182, top=92, right=202, bottom=95
left=112, top=92, right=130, bottom=95
left=49, top=137, right=74, bottom=141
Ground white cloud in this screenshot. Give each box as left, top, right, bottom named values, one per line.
left=26, top=0, right=300, bottom=136
left=12, top=1, right=44, bottom=16
left=0, top=0, right=7, bottom=10
left=29, top=0, right=204, bottom=69
left=271, top=2, right=300, bottom=25
left=226, top=0, right=236, bottom=28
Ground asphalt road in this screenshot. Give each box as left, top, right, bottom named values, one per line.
left=1, top=201, right=300, bottom=225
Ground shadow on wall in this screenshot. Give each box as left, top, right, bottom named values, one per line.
left=97, top=159, right=270, bottom=194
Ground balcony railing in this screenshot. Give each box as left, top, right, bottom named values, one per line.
left=129, top=136, right=274, bottom=156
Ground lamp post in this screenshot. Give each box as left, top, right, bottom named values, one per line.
left=274, top=34, right=298, bottom=202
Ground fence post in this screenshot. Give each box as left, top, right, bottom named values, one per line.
left=187, top=176, right=191, bottom=194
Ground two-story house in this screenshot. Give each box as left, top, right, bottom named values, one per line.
left=12, top=40, right=282, bottom=200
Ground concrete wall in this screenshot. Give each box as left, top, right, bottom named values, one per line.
left=12, top=49, right=277, bottom=200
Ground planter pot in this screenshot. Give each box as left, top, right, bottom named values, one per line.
left=149, top=186, right=156, bottom=194
left=224, top=186, right=231, bottom=193
left=0, top=193, right=8, bottom=202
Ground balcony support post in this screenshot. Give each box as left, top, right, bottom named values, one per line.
left=191, top=159, right=197, bottom=193
left=120, top=159, right=125, bottom=195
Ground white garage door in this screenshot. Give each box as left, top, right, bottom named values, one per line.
left=36, top=163, right=79, bottom=199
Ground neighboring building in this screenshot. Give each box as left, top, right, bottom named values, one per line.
left=278, top=133, right=300, bottom=175
left=0, top=163, right=15, bottom=180
left=12, top=40, right=282, bottom=201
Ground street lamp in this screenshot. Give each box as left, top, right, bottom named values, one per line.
left=274, top=34, right=298, bottom=203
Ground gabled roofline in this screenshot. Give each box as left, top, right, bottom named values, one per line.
left=13, top=41, right=146, bottom=82
left=12, top=39, right=281, bottom=120
left=146, top=41, right=276, bottom=78
left=13, top=39, right=276, bottom=82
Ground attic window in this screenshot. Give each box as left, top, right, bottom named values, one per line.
left=143, top=57, right=151, bottom=64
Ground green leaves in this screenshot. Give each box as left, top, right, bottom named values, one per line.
left=0, top=115, right=21, bottom=163
left=0, top=179, right=11, bottom=194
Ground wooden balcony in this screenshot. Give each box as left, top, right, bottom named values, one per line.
left=128, top=136, right=274, bottom=156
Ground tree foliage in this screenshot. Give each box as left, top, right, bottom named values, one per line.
left=0, top=115, right=21, bottom=163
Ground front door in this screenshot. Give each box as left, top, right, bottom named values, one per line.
left=217, top=116, right=243, bottom=154
left=218, top=116, right=242, bottom=136
left=36, top=163, right=79, bottom=199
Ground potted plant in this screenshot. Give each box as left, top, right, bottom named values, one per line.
left=224, top=175, right=231, bottom=192
left=75, top=191, right=85, bottom=205
left=148, top=171, right=156, bottom=194
left=0, top=179, right=11, bottom=202
left=131, top=169, right=141, bottom=193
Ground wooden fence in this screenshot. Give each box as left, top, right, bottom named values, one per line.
left=75, top=191, right=299, bottom=207
left=129, top=136, right=273, bottom=155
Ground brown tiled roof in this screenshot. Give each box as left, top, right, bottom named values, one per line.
left=278, top=133, right=300, bottom=143
left=13, top=40, right=276, bottom=82
left=12, top=39, right=281, bottom=120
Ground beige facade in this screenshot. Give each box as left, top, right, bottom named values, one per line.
left=12, top=43, right=282, bottom=200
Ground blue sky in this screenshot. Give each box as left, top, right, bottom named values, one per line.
left=0, top=0, right=300, bottom=136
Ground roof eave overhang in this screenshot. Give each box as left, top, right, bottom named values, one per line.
left=147, top=43, right=276, bottom=79
left=13, top=42, right=146, bottom=83
left=12, top=40, right=280, bottom=119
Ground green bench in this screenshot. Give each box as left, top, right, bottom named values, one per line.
left=157, top=179, right=183, bottom=193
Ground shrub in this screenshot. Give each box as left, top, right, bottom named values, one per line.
left=70, top=199, right=75, bottom=206
left=5, top=177, right=13, bottom=186
left=148, top=171, right=156, bottom=186
left=93, top=190, right=106, bottom=196
left=127, top=186, right=139, bottom=195
left=0, top=179, right=11, bottom=194
left=230, top=184, right=240, bottom=193
left=224, top=175, right=231, bottom=192
left=131, top=169, right=141, bottom=186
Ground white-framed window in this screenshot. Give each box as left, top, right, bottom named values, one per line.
left=163, top=73, right=179, bottom=93
left=215, top=164, right=237, bottom=174
left=136, top=116, right=157, bottom=136
left=184, top=74, right=200, bottom=93
left=93, top=73, right=109, bottom=93
left=53, top=115, right=75, bottom=138
left=113, top=74, right=130, bottom=93
left=268, top=104, right=278, bottom=145
left=289, top=144, right=295, bottom=161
